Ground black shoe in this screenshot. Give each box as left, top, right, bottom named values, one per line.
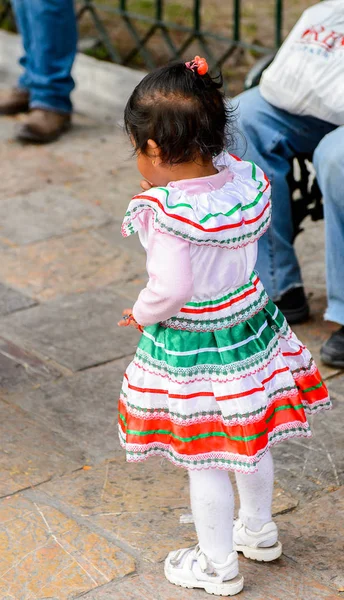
left=275, top=287, right=310, bottom=325
left=320, top=326, right=344, bottom=368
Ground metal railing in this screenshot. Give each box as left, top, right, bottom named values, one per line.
left=0, top=0, right=284, bottom=70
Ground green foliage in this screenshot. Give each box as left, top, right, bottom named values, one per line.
left=84, top=44, right=110, bottom=60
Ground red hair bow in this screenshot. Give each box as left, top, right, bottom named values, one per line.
left=185, top=55, right=209, bottom=76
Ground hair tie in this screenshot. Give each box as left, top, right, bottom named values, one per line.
left=124, top=313, right=144, bottom=332
left=185, top=55, right=208, bottom=76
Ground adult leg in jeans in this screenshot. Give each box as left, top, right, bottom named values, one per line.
left=0, top=0, right=32, bottom=115
left=12, top=0, right=77, bottom=114
left=313, top=127, right=344, bottom=367
left=11, top=0, right=31, bottom=94
left=232, top=88, right=335, bottom=317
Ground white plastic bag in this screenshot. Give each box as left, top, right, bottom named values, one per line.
left=260, top=0, right=344, bottom=125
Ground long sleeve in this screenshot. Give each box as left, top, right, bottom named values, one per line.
left=133, top=227, right=194, bottom=327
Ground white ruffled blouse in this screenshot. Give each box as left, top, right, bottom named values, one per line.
left=121, top=152, right=271, bottom=327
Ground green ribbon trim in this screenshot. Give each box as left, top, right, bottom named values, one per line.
left=123, top=203, right=271, bottom=245
left=168, top=291, right=268, bottom=327
left=265, top=403, right=304, bottom=424
left=119, top=424, right=312, bottom=468
left=120, top=412, right=268, bottom=443
left=153, top=160, right=267, bottom=224
left=157, top=186, right=242, bottom=219
left=184, top=273, right=256, bottom=308
left=300, top=381, right=324, bottom=394
left=120, top=399, right=312, bottom=444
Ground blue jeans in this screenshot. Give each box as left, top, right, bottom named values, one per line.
left=233, top=88, right=344, bottom=326
left=12, top=0, right=77, bottom=114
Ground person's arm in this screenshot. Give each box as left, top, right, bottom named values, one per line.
left=133, top=229, right=194, bottom=326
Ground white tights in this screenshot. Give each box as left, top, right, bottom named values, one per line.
left=188, top=451, right=274, bottom=563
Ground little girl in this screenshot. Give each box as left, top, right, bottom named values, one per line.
left=118, top=57, right=331, bottom=596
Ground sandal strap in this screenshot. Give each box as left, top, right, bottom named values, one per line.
left=170, top=545, right=197, bottom=567
left=169, top=544, right=219, bottom=577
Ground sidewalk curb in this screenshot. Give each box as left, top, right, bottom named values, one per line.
left=0, top=30, right=145, bottom=119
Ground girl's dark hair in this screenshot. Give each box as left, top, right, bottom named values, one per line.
left=124, top=61, right=233, bottom=165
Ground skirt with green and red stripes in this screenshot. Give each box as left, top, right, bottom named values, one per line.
left=118, top=298, right=331, bottom=473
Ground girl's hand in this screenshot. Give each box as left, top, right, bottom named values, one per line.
left=140, top=179, right=153, bottom=192
left=118, top=308, right=143, bottom=332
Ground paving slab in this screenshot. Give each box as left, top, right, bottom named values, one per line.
left=81, top=557, right=341, bottom=600
left=71, top=158, right=139, bottom=219
left=325, top=373, right=344, bottom=401
left=94, top=223, right=148, bottom=302
left=0, top=138, right=82, bottom=199
left=97, top=220, right=144, bottom=255
left=37, top=456, right=299, bottom=566
left=33, top=458, right=191, bottom=563
left=0, top=186, right=111, bottom=246
left=272, top=381, right=343, bottom=502
left=270, top=483, right=299, bottom=515
left=0, top=230, right=145, bottom=301
left=0, top=398, right=83, bottom=497
left=54, top=130, right=138, bottom=222
left=277, top=487, right=344, bottom=592
left=0, top=494, right=135, bottom=600
left=0, top=115, right=17, bottom=142
left=6, top=360, right=130, bottom=463
left=0, top=287, right=140, bottom=371
left=0, top=282, right=36, bottom=315
left=116, top=277, right=149, bottom=303
left=0, top=335, right=62, bottom=393
left=51, top=119, right=126, bottom=172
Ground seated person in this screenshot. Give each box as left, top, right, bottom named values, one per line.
left=233, top=2, right=344, bottom=369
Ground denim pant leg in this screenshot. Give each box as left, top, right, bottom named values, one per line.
left=11, top=0, right=77, bottom=113
left=231, top=88, right=335, bottom=300
left=11, top=0, right=31, bottom=90
left=313, top=127, right=344, bottom=326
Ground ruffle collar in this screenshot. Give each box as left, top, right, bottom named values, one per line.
left=122, top=152, right=271, bottom=249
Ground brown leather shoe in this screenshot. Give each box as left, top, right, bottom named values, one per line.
left=0, top=88, right=30, bottom=115
left=15, top=109, right=72, bottom=143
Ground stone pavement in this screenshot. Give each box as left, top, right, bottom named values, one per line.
left=0, top=78, right=343, bottom=600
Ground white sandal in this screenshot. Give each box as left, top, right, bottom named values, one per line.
left=164, top=544, right=244, bottom=596
left=233, top=519, right=282, bottom=562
